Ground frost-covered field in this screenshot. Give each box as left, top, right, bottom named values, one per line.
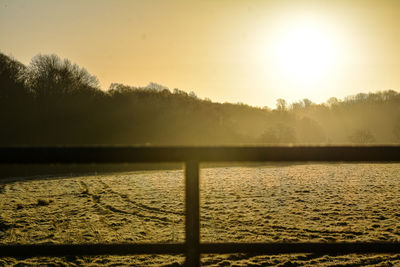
left=1, top=163, right=400, bottom=266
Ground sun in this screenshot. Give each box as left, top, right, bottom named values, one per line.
left=272, top=20, right=341, bottom=85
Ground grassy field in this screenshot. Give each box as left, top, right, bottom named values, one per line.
left=1, top=163, right=400, bottom=266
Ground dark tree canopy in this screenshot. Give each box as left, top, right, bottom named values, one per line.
left=1, top=52, right=400, bottom=146
left=25, top=54, right=99, bottom=98
left=0, top=53, right=27, bottom=100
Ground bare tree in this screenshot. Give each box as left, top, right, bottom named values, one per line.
left=25, top=54, right=99, bottom=98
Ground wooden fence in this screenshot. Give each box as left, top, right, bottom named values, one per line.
left=1, top=146, right=400, bottom=266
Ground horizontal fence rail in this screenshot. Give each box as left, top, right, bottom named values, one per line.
left=1, top=146, right=400, bottom=266
left=1, top=146, right=400, bottom=163
left=2, top=242, right=400, bottom=257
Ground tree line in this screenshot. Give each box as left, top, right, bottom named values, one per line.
left=1, top=52, right=400, bottom=146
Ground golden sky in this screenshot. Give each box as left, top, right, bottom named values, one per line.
left=1, top=0, right=400, bottom=108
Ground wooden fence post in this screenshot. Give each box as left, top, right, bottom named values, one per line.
left=185, top=160, right=200, bottom=266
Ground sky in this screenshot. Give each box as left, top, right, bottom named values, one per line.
left=1, top=0, right=400, bottom=108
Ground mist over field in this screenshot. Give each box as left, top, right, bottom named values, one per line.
left=2, top=49, right=400, bottom=266
left=1, top=52, right=400, bottom=146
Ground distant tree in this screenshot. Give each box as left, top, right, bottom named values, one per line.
left=327, top=97, right=340, bottom=107
left=276, top=98, right=287, bottom=112
left=259, top=123, right=296, bottom=144
left=290, top=101, right=303, bottom=111
left=108, top=83, right=134, bottom=94
left=382, top=90, right=398, bottom=101
left=145, top=82, right=169, bottom=91
left=189, top=91, right=198, bottom=99
left=25, top=54, right=99, bottom=98
left=173, top=88, right=188, bottom=96
left=348, top=129, right=376, bottom=144
left=355, top=93, right=368, bottom=102
left=302, top=98, right=313, bottom=108
left=0, top=53, right=28, bottom=99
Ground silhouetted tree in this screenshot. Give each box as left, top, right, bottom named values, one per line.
left=276, top=98, right=287, bottom=112
left=0, top=53, right=28, bottom=100
left=349, top=129, right=376, bottom=144
left=1, top=52, right=400, bottom=146
left=25, top=54, right=99, bottom=98
left=302, top=98, right=313, bottom=108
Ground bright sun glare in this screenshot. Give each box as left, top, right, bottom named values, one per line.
left=273, top=20, right=341, bottom=86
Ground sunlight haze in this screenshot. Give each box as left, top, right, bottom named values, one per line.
left=1, top=0, right=400, bottom=107
left=2, top=3, right=400, bottom=265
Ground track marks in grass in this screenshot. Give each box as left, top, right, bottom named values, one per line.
left=98, top=180, right=183, bottom=216
left=79, top=181, right=178, bottom=225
